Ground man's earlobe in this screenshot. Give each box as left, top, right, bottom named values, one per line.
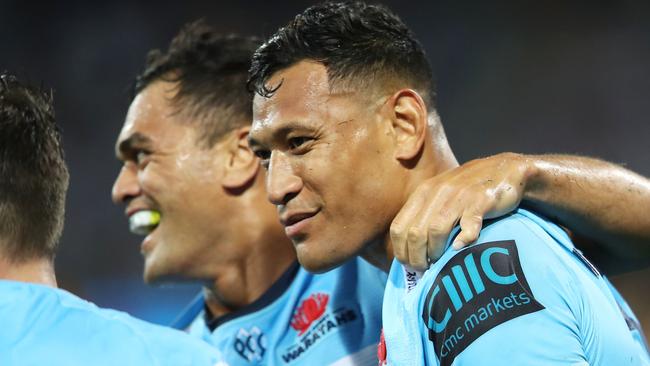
left=222, top=126, right=260, bottom=190
left=390, top=89, right=428, bottom=161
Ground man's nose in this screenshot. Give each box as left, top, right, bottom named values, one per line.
left=111, top=165, right=141, bottom=204
left=266, top=152, right=303, bottom=205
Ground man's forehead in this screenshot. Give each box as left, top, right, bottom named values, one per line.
left=255, top=62, right=330, bottom=109
left=272, top=60, right=330, bottom=93
left=116, top=83, right=184, bottom=157
left=251, top=61, right=334, bottom=137
left=119, top=82, right=176, bottom=138
left=120, top=93, right=150, bottom=137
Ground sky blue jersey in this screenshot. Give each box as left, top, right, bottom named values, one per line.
left=0, top=280, right=223, bottom=366
left=382, top=208, right=650, bottom=366
left=172, top=257, right=387, bottom=365
left=603, top=276, right=650, bottom=354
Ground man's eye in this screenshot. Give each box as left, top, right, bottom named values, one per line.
left=288, top=137, right=311, bottom=150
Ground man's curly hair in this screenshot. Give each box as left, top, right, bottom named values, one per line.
left=134, top=20, right=261, bottom=147
left=248, top=1, right=435, bottom=107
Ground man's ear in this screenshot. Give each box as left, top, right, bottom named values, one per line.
left=387, top=89, right=428, bottom=161
left=221, top=126, right=260, bottom=190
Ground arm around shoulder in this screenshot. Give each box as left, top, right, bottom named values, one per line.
left=522, top=154, right=650, bottom=271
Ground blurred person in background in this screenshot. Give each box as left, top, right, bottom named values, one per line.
left=247, top=2, right=650, bottom=364
left=0, top=73, right=222, bottom=365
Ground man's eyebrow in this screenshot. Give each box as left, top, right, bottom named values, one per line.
left=248, top=121, right=316, bottom=147
left=116, top=132, right=152, bottom=159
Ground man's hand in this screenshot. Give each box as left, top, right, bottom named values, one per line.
left=391, top=153, right=532, bottom=270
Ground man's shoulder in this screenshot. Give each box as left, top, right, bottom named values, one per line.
left=0, top=281, right=222, bottom=364
left=412, top=208, right=581, bottom=310
left=478, top=208, right=573, bottom=249
left=0, top=280, right=99, bottom=319
left=398, top=208, right=570, bottom=292
left=423, top=208, right=577, bottom=283
left=384, top=209, right=647, bottom=366
left=383, top=210, right=573, bottom=365
left=53, top=285, right=217, bottom=350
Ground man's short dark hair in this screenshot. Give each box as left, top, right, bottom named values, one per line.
left=134, top=20, right=261, bottom=147
left=248, top=1, right=435, bottom=107
left=0, top=73, right=69, bottom=262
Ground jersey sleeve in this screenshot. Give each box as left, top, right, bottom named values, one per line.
left=416, top=213, right=590, bottom=366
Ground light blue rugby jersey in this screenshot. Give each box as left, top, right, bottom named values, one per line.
left=172, top=257, right=387, bottom=365
left=603, top=277, right=650, bottom=354
left=0, top=280, right=223, bottom=366
left=382, top=208, right=650, bottom=366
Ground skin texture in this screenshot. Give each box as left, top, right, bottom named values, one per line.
left=112, top=80, right=295, bottom=316
left=525, top=155, right=650, bottom=270
left=390, top=152, right=529, bottom=270
left=0, top=254, right=57, bottom=287
left=391, top=152, right=650, bottom=272
left=249, top=60, right=456, bottom=272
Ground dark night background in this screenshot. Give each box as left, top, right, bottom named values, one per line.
left=1, top=0, right=648, bottom=330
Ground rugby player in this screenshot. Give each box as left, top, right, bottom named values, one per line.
left=112, top=22, right=386, bottom=365
left=0, top=73, right=222, bottom=365
left=247, top=2, right=650, bottom=364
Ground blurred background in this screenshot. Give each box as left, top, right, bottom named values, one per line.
left=1, top=0, right=648, bottom=330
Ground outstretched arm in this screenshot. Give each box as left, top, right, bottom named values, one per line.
left=391, top=152, right=650, bottom=272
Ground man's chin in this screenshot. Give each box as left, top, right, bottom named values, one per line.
left=142, top=267, right=164, bottom=285
left=143, top=269, right=188, bottom=285
left=142, top=261, right=177, bottom=285
left=296, top=247, right=347, bottom=274
left=143, top=258, right=203, bottom=285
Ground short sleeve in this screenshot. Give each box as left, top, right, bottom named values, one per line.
left=416, top=213, right=588, bottom=366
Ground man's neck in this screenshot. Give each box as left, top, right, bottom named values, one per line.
left=202, top=215, right=297, bottom=319
left=0, top=257, right=57, bottom=287
left=362, top=144, right=460, bottom=273
left=360, top=232, right=394, bottom=273
left=203, top=249, right=296, bottom=319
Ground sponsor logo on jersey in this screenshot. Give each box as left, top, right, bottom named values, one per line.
left=421, top=240, right=544, bottom=366
left=282, top=293, right=360, bottom=363
left=233, top=326, right=266, bottom=363
left=290, top=293, right=329, bottom=335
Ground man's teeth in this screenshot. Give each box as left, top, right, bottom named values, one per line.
left=129, top=210, right=161, bottom=235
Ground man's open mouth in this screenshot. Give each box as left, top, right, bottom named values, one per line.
left=128, top=210, right=160, bottom=235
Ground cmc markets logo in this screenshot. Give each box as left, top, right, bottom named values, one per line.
left=421, top=240, right=544, bottom=366
left=290, top=293, right=329, bottom=335
left=282, top=293, right=359, bottom=363
left=233, top=326, right=266, bottom=363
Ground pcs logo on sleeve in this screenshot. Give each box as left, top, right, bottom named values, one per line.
left=421, top=240, right=544, bottom=366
